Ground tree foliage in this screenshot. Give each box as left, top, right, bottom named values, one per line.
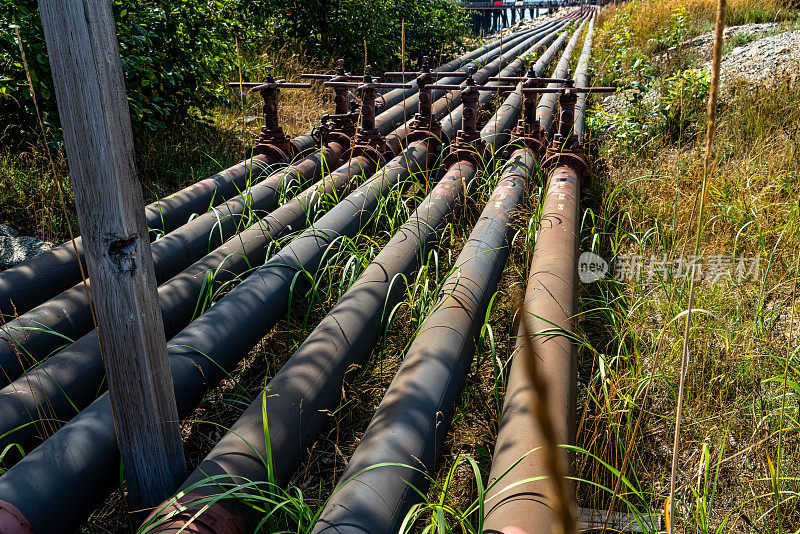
left=0, top=0, right=468, bottom=146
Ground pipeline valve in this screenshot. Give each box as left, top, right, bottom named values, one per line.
left=228, top=65, right=313, bottom=162
left=429, top=68, right=517, bottom=168
left=302, top=60, right=362, bottom=144
left=526, top=81, right=616, bottom=190
left=489, top=69, right=568, bottom=157
left=324, top=65, right=412, bottom=163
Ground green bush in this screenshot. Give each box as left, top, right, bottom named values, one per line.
left=0, top=0, right=467, bottom=147
left=588, top=68, right=709, bottom=150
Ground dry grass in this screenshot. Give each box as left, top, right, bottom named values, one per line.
left=579, top=1, right=800, bottom=531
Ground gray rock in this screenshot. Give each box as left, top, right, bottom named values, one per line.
left=237, top=115, right=261, bottom=124
left=0, top=225, right=19, bottom=238
left=0, top=235, right=53, bottom=268
left=715, top=30, right=800, bottom=87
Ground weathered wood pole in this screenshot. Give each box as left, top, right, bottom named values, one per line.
left=38, top=0, right=187, bottom=515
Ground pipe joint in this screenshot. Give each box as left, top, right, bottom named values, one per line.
left=141, top=492, right=246, bottom=534
left=0, top=500, right=33, bottom=534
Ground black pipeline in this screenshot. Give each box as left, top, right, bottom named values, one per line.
left=0, top=48, right=463, bottom=395
left=382, top=18, right=567, bottom=157
left=2, top=31, right=507, bottom=321
left=574, top=12, right=597, bottom=144
left=379, top=23, right=548, bottom=109
left=0, top=154, right=283, bottom=320
left=0, top=26, right=559, bottom=466
left=313, top=148, right=537, bottom=534
left=0, top=140, right=436, bottom=534
left=0, top=148, right=369, bottom=457
left=0, top=143, right=345, bottom=386
left=143, top=159, right=480, bottom=534
left=375, top=22, right=559, bottom=138
left=441, top=19, right=569, bottom=145
left=384, top=18, right=567, bottom=155
left=140, top=47, right=543, bottom=531
left=483, top=16, right=574, bottom=152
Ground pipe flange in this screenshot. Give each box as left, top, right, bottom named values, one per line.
left=350, top=143, right=387, bottom=167
left=406, top=129, right=443, bottom=155
left=443, top=128, right=487, bottom=169
left=510, top=134, right=545, bottom=160
left=251, top=142, right=291, bottom=164
left=0, top=500, right=33, bottom=534
left=406, top=116, right=444, bottom=154
left=443, top=142, right=486, bottom=169
left=323, top=130, right=353, bottom=152
left=542, top=149, right=590, bottom=192
left=140, top=492, right=246, bottom=534
left=511, top=120, right=545, bottom=159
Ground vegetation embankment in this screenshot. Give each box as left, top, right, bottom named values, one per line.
left=580, top=0, right=800, bottom=530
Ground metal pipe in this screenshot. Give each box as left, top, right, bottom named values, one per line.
left=483, top=162, right=581, bottom=534
left=0, top=145, right=362, bottom=458
left=138, top=72, right=535, bottom=532
left=312, top=148, right=537, bottom=534
left=0, top=49, right=472, bottom=458
left=484, top=22, right=598, bottom=532
left=574, top=14, right=596, bottom=144
left=142, top=159, right=479, bottom=534
left=383, top=19, right=567, bottom=155
left=0, top=26, right=564, bottom=532
left=403, top=20, right=570, bottom=152
left=480, top=23, right=568, bottom=150
left=0, top=143, right=345, bottom=385
left=0, top=140, right=437, bottom=534
left=379, top=24, right=546, bottom=109
left=0, top=54, right=454, bottom=389
left=3, top=30, right=495, bottom=321
left=537, top=19, right=587, bottom=136
left=441, top=21, right=569, bottom=146
left=375, top=22, right=560, bottom=137
left=0, top=153, right=285, bottom=320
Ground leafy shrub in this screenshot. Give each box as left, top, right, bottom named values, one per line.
left=269, top=0, right=468, bottom=70
left=589, top=68, right=709, bottom=150
left=0, top=0, right=467, bottom=147
left=656, top=68, right=709, bottom=141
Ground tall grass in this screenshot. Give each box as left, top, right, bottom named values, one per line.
left=580, top=1, right=800, bottom=531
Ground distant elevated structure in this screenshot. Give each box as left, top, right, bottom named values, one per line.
left=460, top=0, right=603, bottom=33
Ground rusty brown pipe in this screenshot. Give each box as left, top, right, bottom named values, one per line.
left=483, top=162, right=581, bottom=534
left=0, top=501, right=33, bottom=534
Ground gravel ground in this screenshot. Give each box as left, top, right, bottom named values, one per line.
left=0, top=224, right=52, bottom=269
left=714, top=29, right=800, bottom=86
left=602, top=24, right=800, bottom=116
left=662, top=23, right=780, bottom=59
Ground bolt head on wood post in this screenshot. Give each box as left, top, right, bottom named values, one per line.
left=38, top=0, right=187, bottom=517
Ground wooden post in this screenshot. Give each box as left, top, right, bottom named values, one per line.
left=38, top=0, right=187, bottom=514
